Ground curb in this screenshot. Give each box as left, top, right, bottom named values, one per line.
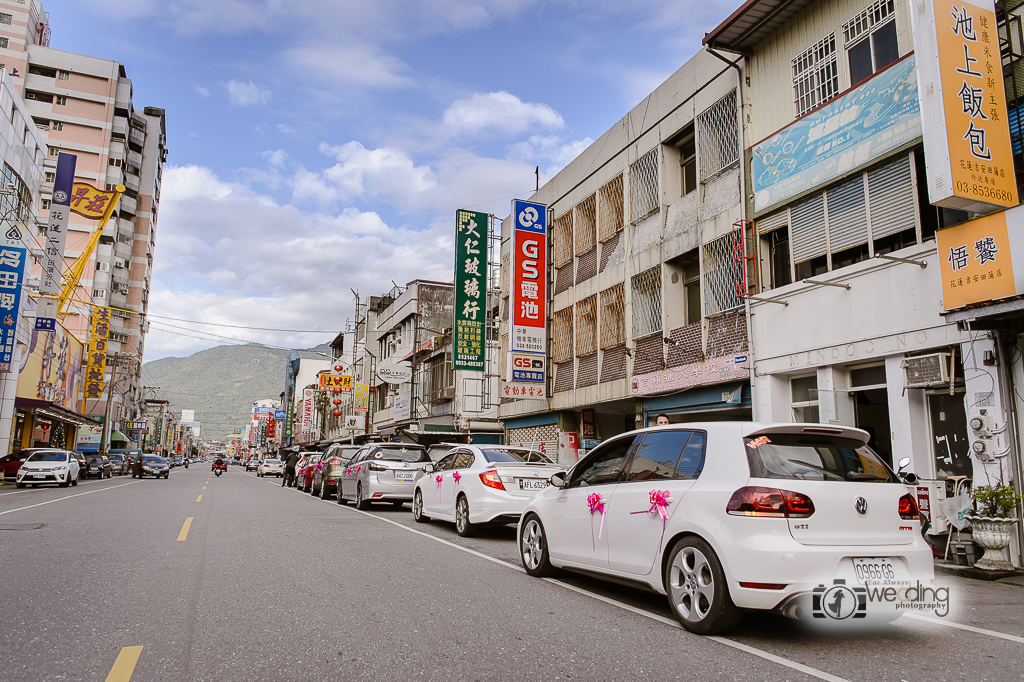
left=934, top=561, right=1024, bottom=581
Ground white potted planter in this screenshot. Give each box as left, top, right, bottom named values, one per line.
left=965, top=515, right=1018, bottom=571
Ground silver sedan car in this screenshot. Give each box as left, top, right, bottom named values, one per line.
left=338, top=443, right=431, bottom=509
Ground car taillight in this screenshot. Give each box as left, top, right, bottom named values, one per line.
left=726, top=486, right=815, bottom=518
left=898, top=493, right=919, bottom=520
left=480, top=470, right=505, bottom=490
left=368, top=462, right=387, bottom=471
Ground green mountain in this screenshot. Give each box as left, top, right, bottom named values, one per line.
left=141, top=343, right=329, bottom=440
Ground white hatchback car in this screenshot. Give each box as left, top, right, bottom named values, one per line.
left=518, top=422, right=932, bottom=635
left=411, top=445, right=566, bottom=536
left=15, top=449, right=80, bottom=488
left=257, top=458, right=284, bottom=477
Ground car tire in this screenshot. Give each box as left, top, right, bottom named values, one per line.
left=355, top=483, right=371, bottom=511
left=71, top=474, right=78, bottom=487
left=412, top=489, right=429, bottom=523
left=320, top=482, right=330, bottom=501
left=337, top=486, right=348, bottom=506
left=59, top=480, right=70, bottom=488
left=520, top=514, right=555, bottom=577
left=664, top=536, right=741, bottom=636
left=15, top=481, right=25, bottom=488
left=455, top=495, right=475, bottom=537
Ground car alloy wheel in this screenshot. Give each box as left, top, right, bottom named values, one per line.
left=520, top=515, right=554, bottom=577
left=320, top=481, right=329, bottom=501
left=412, top=489, right=429, bottom=523
left=665, top=537, right=740, bottom=635
left=455, top=496, right=474, bottom=537
left=355, top=483, right=371, bottom=510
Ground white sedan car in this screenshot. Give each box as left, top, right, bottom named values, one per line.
left=518, top=422, right=933, bottom=635
left=257, top=458, right=284, bottom=477
left=15, top=449, right=80, bottom=488
left=412, top=445, right=566, bottom=537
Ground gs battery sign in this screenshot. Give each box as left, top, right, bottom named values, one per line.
left=510, top=353, right=545, bottom=382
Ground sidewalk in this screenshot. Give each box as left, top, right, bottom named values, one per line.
left=934, top=558, right=1024, bottom=581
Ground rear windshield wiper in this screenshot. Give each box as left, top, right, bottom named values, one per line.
left=787, top=460, right=844, bottom=481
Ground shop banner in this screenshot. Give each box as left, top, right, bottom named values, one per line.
left=393, top=390, right=412, bottom=421
left=912, top=0, right=1017, bottom=212
left=353, top=383, right=369, bottom=411
left=284, top=400, right=294, bottom=438
left=509, top=200, right=548, bottom=354
left=84, top=307, right=110, bottom=400
left=16, top=320, right=83, bottom=407
left=454, top=209, right=488, bottom=371
left=936, top=203, right=1024, bottom=309
left=68, top=182, right=120, bottom=220
left=0, top=246, right=26, bottom=372
left=301, top=388, right=313, bottom=435
left=318, top=373, right=352, bottom=391
left=41, top=153, right=76, bottom=296
left=630, top=353, right=750, bottom=396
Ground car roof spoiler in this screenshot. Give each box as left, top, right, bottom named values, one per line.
left=743, top=423, right=870, bottom=445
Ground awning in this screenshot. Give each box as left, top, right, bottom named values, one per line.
left=703, top=0, right=812, bottom=54
left=110, top=430, right=129, bottom=442
left=15, top=398, right=101, bottom=427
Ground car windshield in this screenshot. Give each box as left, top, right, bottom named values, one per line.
left=482, top=448, right=552, bottom=464
left=26, top=451, right=67, bottom=462
left=376, top=447, right=429, bottom=463
left=144, top=457, right=165, bottom=465
left=744, top=433, right=896, bottom=483
left=109, top=455, right=123, bottom=462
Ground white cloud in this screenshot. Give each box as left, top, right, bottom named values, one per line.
left=225, top=80, right=273, bottom=107
left=262, top=149, right=288, bottom=167
left=194, top=85, right=211, bottom=97
left=443, top=91, right=564, bottom=136
left=277, top=123, right=296, bottom=134
left=283, top=44, right=412, bottom=88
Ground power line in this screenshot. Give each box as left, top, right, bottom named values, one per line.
left=147, top=320, right=330, bottom=353
left=145, top=313, right=336, bottom=334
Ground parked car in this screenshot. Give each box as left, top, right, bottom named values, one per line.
left=517, top=422, right=932, bottom=635
left=338, top=443, right=430, bottom=509
left=245, top=459, right=260, bottom=472
left=72, top=452, right=88, bottom=474
left=107, top=453, right=130, bottom=476
left=135, top=455, right=170, bottom=479
left=84, top=454, right=112, bottom=479
left=313, top=445, right=360, bottom=499
left=426, top=442, right=461, bottom=462
left=109, top=449, right=143, bottom=475
left=295, top=454, right=323, bottom=492
left=412, top=446, right=565, bottom=536
left=257, top=458, right=284, bottom=477
left=0, top=449, right=47, bottom=482
left=15, top=449, right=80, bottom=488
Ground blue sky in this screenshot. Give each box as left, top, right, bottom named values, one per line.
left=47, top=0, right=737, bottom=360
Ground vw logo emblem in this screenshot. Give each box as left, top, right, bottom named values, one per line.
left=53, top=190, right=67, bottom=203
left=518, top=206, right=538, bottom=228
left=854, top=497, right=868, bottom=516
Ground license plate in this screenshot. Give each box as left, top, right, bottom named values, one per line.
left=853, top=558, right=905, bottom=586
left=394, top=471, right=414, bottom=482
left=32, top=473, right=46, bottom=478
left=519, top=478, right=547, bottom=491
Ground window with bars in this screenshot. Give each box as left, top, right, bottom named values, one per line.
left=843, top=0, right=894, bottom=45
left=598, top=174, right=624, bottom=241
left=553, top=307, right=574, bottom=363
left=631, top=267, right=662, bottom=338
left=425, top=352, right=455, bottom=403
left=702, top=234, right=742, bottom=316
left=575, top=295, right=597, bottom=356
left=574, top=194, right=596, bottom=255
left=697, top=91, right=739, bottom=180
left=552, top=211, right=574, bottom=267
left=844, top=0, right=898, bottom=86
left=793, top=33, right=839, bottom=117
left=600, top=284, right=625, bottom=348
left=630, top=148, right=659, bottom=223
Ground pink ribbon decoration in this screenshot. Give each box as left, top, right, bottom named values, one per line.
left=631, top=489, right=672, bottom=551
left=587, top=493, right=605, bottom=551
left=435, top=474, right=444, bottom=501
left=355, top=464, right=361, bottom=473
left=453, top=471, right=461, bottom=485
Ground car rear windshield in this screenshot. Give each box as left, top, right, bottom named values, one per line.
left=744, top=433, right=896, bottom=483
left=482, top=448, right=552, bottom=464
left=264, top=459, right=280, bottom=464
left=376, top=447, right=429, bottom=463
left=27, top=451, right=67, bottom=462
left=109, top=455, right=124, bottom=461
left=144, top=457, right=165, bottom=464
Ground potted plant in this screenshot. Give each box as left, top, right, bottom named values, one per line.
left=967, top=483, right=1022, bottom=571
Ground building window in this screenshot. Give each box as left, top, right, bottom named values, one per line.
left=696, top=91, right=739, bottom=180
left=44, top=172, right=54, bottom=183
left=32, top=255, right=41, bottom=265
left=552, top=307, right=574, bottom=364
left=630, top=148, right=660, bottom=223
left=93, top=289, right=107, bottom=299
left=0, top=38, right=8, bottom=50
left=791, top=375, right=819, bottom=422
left=551, top=210, right=573, bottom=268
left=679, top=126, right=697, bottom=196
left=51, top=121, right=62, bottom=131
left=701, top=234, right=742, bottom=316
left=844, top=1, right=898, bottom=85
left=793, top=33, right=839, bottom=117
left=37, top=224, right=45, bottom=236
left=0, top=13, right=11, bottom=25
left=96, top=262, right=110, bottom=272
left=54, top=95, right=67, bottom=106
left=575, top=295, right=597, bottom=356
left=681, top=252, right=702, bottom=325
left=108, top=157, right=123, bottom=167
left=40, top=198, right=49, bottom=211
left=58, top=71, right=70, bottom=81
left=631, top=267, right=662, bottom=339
left=597, top=174, right=624, bottom=241
left=762, top=226, right=792, bottom=290
left=47, top=146, right=58, bottom=157
left=599, top=283, right=625, bottom=348
left=28, top=64, right=55, bottom=77
left=574, top=193, right=596, bottom=256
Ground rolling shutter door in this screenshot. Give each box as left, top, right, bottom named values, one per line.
left=868, top=155, right=916, bottom=239
left=790, top=192, right=826, bottom=264
left=826, top=174, right=867, bottom=251
left=757, top=209, right=788, bottom=235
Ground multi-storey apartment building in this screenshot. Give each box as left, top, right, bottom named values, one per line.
left=0, top=0, right=166, bottom=427
left=498, top=50, right=749, bottom=460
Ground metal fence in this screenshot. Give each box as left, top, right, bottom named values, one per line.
left=702, top=233, right=743, bottom=316
left=630, top=148, right=659, bottom=223
left=600, top=283, right=626, bottom=348
left=553, top=307, right=574, bottom=364
left=697, top=91, right=739, bottom=180
left=631, top=267, right=662, bottom=339
left=598, top=174, right=624, bottom=241
left=574, top=193, right=597, bottom=255
left=552, top=210, right=574, bottom=267
left=575, top=295, right=598, bottom=356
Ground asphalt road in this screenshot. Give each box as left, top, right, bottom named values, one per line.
left=1, top=466, right=1022, bottom=681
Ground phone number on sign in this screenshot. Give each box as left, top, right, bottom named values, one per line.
left=956, top=181, right=1014, bottom=203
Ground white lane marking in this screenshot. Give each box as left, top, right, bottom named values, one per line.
left=901, top=613, right=1024, bottom=644
left=0, top=481, right=135, bottom=517
left=258, top=473, right=846, bottom=681
left=0, top=488, right=31, bottom=497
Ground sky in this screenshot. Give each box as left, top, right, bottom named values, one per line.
left=45, top=0, right=738, bottom=361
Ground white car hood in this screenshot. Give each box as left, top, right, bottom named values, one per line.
left=21, top=461, right=67, bottom=470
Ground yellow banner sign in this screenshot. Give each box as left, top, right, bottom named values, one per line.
left=353, top=383, right=369, bottom=411
left=937, top=210, right=1015, bottom=309
left=318, top=373, right=353, bottom=391
left=68, top=183, right=120, bottom=220
left=83, top=307, right=111, bottom=400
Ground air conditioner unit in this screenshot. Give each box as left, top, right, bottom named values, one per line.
left=96, top=261, right=110, bottom=272
left=345, top=415, right=359, bottom=428
left=442, top=386, right=456, bottom=399
left=902, top=353, right=951, bottom=388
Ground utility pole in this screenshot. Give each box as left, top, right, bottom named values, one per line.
left=99, top=353, right=136, bottom=455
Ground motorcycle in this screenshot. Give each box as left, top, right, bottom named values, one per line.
left=212, top=461, right=227, bottom=478
left=184, top=459, right=190, bottom=469
left=215, top=468, right=223, bottom=477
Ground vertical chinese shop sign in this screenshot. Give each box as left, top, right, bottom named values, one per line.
left=912, top=0, right=1017, bottom=211
left=0, top=246, right=26, bottom=372
left=454, top=209, right=488, bottom=371
left=41, top=153, right=76, bottom=295
left=83, top=307, right=110, bottom=400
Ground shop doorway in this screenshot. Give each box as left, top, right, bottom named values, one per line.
left=928, top=391, right=971, bottom=480
left=854, top=388, right=893, bottom=467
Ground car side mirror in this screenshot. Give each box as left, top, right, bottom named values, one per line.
left=423, top=463, right=434, bottom=473
left=897, top=456, right=911, bottom=472
left=549, top=472, right=566, bottom=488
